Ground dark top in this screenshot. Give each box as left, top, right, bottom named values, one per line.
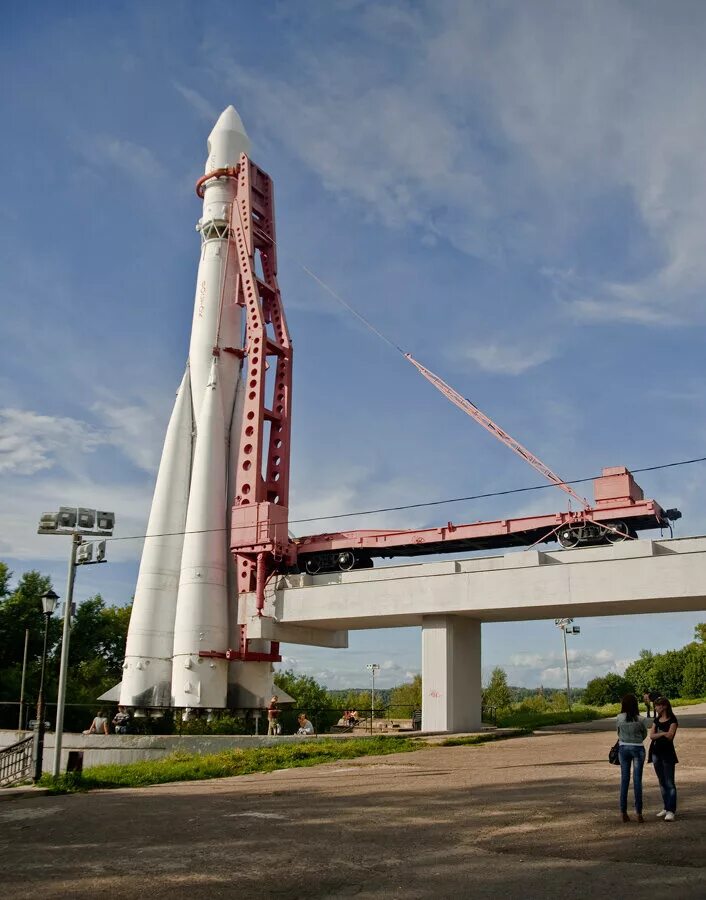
left=649, top=714, right=679, bottom=764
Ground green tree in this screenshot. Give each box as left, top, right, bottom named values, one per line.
left=390, top=674, right=422, bottom=714
left=583, top=673, right=635, bottom=706
left=623, top=650, right=656, bottom=697
left=0, top=561, right=11, bottom=597
left=483, top=667, right=512, bottom=710
left=694, top=623, right=706, bottom=644
left=68, top=595, right=131, bottom=680
left=0, top=569, right=58, bottom=671
left=682, top=644, right=706, bottom=698
left=650, top=648, right=690, bottom=698
left=274, top=669, right=339, bottom=733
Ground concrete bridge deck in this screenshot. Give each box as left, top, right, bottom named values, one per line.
left=240, top=536, right=706, bottom=732
left=245, top=535, right=706, bottom=632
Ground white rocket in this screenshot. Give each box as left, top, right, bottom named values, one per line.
left=118, top=107, right=253, bottom=710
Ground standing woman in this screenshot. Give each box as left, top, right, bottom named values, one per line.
left=616, top=694, right=648, bottom=823
left=649, top=697, right=679, bottom=821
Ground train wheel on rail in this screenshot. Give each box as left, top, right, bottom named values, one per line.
left=558, top=526, right=581, bottom=549
left=304, top=556, right=322, bottom=575
left=605, top=521, right=631, bottom=543
left=337, top=550, right=356, bottom=571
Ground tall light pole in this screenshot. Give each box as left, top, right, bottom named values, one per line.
left=34, top=589, right=58, bottom=783
left=554, top=618, right=581, bottom=710
left=366, top=663, right=380, bottom=734
left=53, top=534, right=80, bottom=777
left=37, top=507, right=114, bottom=778
left=18, top=627, right=29, bottom=735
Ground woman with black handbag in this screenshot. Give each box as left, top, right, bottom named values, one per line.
left=649, top=697, right=679, bottom=822
left=616, top=694, right=648, bottom=823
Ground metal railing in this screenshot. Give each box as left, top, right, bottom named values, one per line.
left=0, top=736, right=34, bottom=787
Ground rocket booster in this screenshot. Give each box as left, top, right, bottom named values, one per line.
left=119, top=107, right=254, bottom=710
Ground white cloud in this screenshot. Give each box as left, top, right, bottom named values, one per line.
left=0, top=472, right=151, bottom=562
left=0, top=402, right=165, bottom=562
left=174, top=82, right=219, bottom=121
left=221, top=1, right=706, bottom=324
left=85, top=136, right=166, bottom=183
left=91, top=395, right=170, bottom=475
left=508, top=646, right=629, bottom=688
left=565, top=296, right=679, bottom=326
left=459, top=342, right=554, bottom=376
left=0, top=408, right=106, bottom=475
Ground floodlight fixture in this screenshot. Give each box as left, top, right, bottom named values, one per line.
left=58, top=507, right=78, bottom=528
left=96, top=511, right=115, bottom=531
left=96, top=540, right=106, bottom=562
left=39, top=512, right=58, bottom=531
left=76, top=542, right=93, bottom=565
left=77, top=508, right=96, bottom=528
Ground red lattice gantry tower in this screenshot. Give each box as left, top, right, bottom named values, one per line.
left=228, top=155, right=294, bottom=621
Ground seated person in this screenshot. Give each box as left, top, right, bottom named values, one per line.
left=83, top=710, right=109, bottom=735
left=296, top=713, right=315, bottom=735
left=112, top=706, right=132, bottom=734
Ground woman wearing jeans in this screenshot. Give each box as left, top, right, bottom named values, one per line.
left=616, top=694, right=648, bottom=823
left=649, top=697, right=679, bottom=822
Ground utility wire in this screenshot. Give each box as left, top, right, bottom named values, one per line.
left=299, top=264, right=406, bottom=355
left=104, top=453, right=705, bottom=543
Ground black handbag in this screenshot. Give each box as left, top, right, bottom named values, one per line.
left=609, top=741, right=620, bottom=765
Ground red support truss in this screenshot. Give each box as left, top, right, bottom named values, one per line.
left=229, top=155, right=294, bottom=617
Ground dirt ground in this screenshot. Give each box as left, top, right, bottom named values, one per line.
left=1, top=704, right=705, bottom=899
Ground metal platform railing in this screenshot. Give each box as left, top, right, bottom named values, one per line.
left=0, top=736, right=34, bottom=787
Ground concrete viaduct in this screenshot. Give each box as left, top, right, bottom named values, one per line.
left=241, top=536, right=706, bottom=732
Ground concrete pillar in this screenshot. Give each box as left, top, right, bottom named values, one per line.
left=421, top=615, right=482, bottom=733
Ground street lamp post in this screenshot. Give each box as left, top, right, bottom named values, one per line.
left=36, top=507, right=114, bottom=778
left=34, top=589, right=58, bottom=783
left=53, top=534, right=80, bottom=777
left=554, top=618, right=581, bottom=711
left=366, top=663, right=380, bottom=734
left=18, top=627, right=29, bottom=735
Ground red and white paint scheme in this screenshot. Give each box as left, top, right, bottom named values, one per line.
left=118, top=103, right=679, bottom=713
left=119, top=106, right=291, bottom=711
left=294, top=467, right=678, bottom=576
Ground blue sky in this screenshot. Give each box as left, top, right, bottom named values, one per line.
left=1, top=1, right=705, bottom=690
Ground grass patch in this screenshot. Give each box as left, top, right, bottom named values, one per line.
left=496, top=706, right=608, bottom=731
left=441, top=732, right=521, bottom=747
left=495, top=697, right=706, bottom=733
left=670, top=696, right=706, bottom=709
left=39, top=735, right=422, bottom=793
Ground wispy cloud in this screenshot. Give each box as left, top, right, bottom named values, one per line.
left=174, top=82, right=219, bottom=121
left=91, top=395, right=171, bottom=475
left=220, top=1, right=706, bottom=324
left=458, top=342, right=554, bottom=376
left=508, top=646, right=629, bottom=688
left=0, top=408, right=106, bottom=475
left=83, top=135, right=166, bottom=183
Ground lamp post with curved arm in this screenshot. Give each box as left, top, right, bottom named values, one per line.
left=34, top=589, right=58, bottom=783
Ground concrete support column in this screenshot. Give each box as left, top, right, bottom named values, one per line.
left=421, top=615, right=482, bottom=733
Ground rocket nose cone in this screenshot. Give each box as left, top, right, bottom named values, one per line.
left=206, top=104, right=251, bottom=171
left=214, top=105, right=246, bottom=133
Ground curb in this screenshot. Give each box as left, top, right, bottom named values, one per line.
left=0, top=786, right=52, bottom=802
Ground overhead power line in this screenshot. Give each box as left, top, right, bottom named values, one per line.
left=105, top=453, right=705, bottom=543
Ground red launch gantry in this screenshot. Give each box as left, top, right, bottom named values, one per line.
left=216, top=155, right=680, bottom=597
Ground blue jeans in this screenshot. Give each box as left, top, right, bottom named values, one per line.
left=653, top=757, right=677, bottom=813
left=619, top=744, right=645, bottom=814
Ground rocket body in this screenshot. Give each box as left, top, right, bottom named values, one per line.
left=119, top=106, right=268, bottom=711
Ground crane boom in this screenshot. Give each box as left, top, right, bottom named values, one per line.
left=404, top=353, right=590, bottom=511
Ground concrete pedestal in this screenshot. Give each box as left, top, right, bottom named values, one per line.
left=422, top=615, right=482, bottom=733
